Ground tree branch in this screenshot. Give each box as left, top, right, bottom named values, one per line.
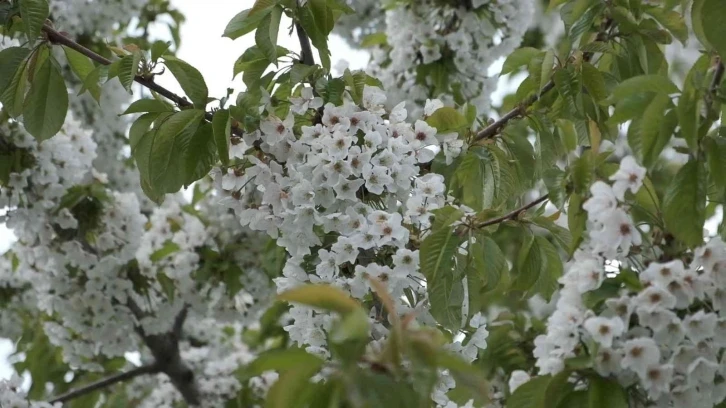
left=295, top=22, right=315, bottom=66
left=473, top=17, right=614, bottom=142
left=475, top=194, right=549, bottom=228
left=49, top=364, right=158, bottom=405
left=41, top=23, right=240, bottom=139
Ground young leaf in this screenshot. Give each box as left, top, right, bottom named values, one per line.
left=425, top=107, right=468, bottom=133
left=608, top=75, right=679, bottom=104
left=501, top=47, right=540, bottom=75
left=420, top=227, right=462, bottom=283
left=0, top=47, right=31, bottom=94
left=163, top=56, right=209, bottom=109
left=117, top=51, right=141, bottom=92
left=121, top=99, right=173, bottom=115
left=700, top=0, right=726, bottom=60
left=19, top=0, right=49, bottom=43
left=62, top=46, right=95, bottom=83
left=22, top=57, right=68, bottom=141
left=638, top=93, right=671, bottom=168
left=212, top=109, right=230, bottom=166
left=278, top=284, right=362, bottom=314
left=183, top=122, right=216, bottom=186
left=148, top=109, right=205, bottom=193
left=1, top=59, right=29, bottom=118
left=150, top=41, right=171, bottom=62
left=663, top=160, right=707, bottom=248
left=238, top=348, right=325, bottom=381
left=255, top=6, right=282, bottom=65
left=580, top=62, right=607, bottom=102
left=428, top=267, right=464, bottom=331
left=224, top=9, right=266, bottom=40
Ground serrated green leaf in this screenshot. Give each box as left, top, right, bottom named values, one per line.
left=425, top=107, right=468, bottom=133
left=0, top=47, right=31, bottom=95
left=431, top=206, right=465, bottom=231
left=309, top=0, right=333, bottom=36
left=429, top=265, right=464, bottom=331
left=540, top=50, right=555, bottom=91
left=663, top=160, right=707, bottom=248
left=150, top=41, right=171, bottom=62
left=704, top=137, right=726, bottom=196
left=501, top=47, right=540, bottom=75
left=255, top=6, right=282, bottom=65
left=19, top=0, right=48, bottom=43
left=62, top=46, right=95, bottom=84
left=692, top=0, right=712, bottom=50
left=163, top=56, right=209, bottom=109
left=183, top=122, right=216, bottom=186
left=290, top=63, right=317, bottom=84
left=298, top=6, right=330, bottom=70
left=420, top=227, right=462, bottom=284
left=531, top=236, right=563, bottom=300
left=512, top=233, right=542, bottom=293
left=239, top=348, right=325, bottom=382
left=638, top=93, right=671, bottom=168
left=148, top=109, right=205, bottom=194
left=78, top=64, right=107, bottom=103
left=117, top=52, right=141, bottom=92
left=470, top=235, right=507, bottom=291
left=22, top=57, right=68, bottom=141
left=121, top=99, right=173, bottom=115
left=507, top=375, right=551, bottom=408
left=1, top=54, right=29, bottom=118
left=129, top=112, right=160, bottom=150
left=224, top=8, right=269, bottom=40
left=212, top=109, right=230, bottom=166
left=580, top=62, right=606, bottom=101
left=646, top=7, right=688, bottom=44
left=608, top=75, right=679, bottom=104
left=278, top=284, right=361, bottom=314
left=700, top=0, right=726, bottom=60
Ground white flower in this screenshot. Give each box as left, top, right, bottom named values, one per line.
left=424, top=99, right=444, bottom=116
left=583, top=316, right=625, bottom=348
left=410, top=120, right=438, bottom=147
left=362, top=85, right=387, bottom=114
left=289, top=87, right=323, bottom=114
left=508, top=371, right=530, bottom=393
left=621, top=338, right=661, bottom=376
left=641, top=364, right=673, bottom=399
left=392, top=249, right=419, bottom=275
left=260, top=113, right=294, bottom=145
left=609, top=155, right=646, bottom=200
left=420, top=44, right=442, bottom=64
left=682, top=311, right=717, bottom=343
left=582, top=181, right=618, bottom=221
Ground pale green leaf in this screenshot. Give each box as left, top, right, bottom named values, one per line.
left=148, top=109, right=205, bottom=193
left=224, top=8, right=269, bottom=39
left=501, top=47, right=540, bottom=75
left=22, top=57, right=68, bottom=141
left=163, top=56, right=209, bottom=109
left=255, top=6, right=282, bottom=65
left=608, top=75, right=679, bottom=104
left=62, top=46, right=95, bottom=83
left=420, top=227, right=462, bottom=283
left=117, top=51, right=141, bottom=92
left=580, top=62, right=607, bottom=101
left=212, top=109, right=230, bottom=166
left=700, top=0, right=726, bottom=59
left=278, top=284, right=361, bottom=314
left=19, top=0, right=48, bottom=43
left=0, top=47, right=31, bottom=95
left=587, top=376, right=628, bottom=408
left=663, top=160, right=707, bottom=248
left=121, top=99, right=173, bottom=115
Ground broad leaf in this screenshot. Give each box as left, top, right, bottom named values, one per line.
left=255, top=6, right=282, bottom=65
left=148, top=109, right=205, bottom=194
left=224, top=8, right=269, bottom=39
left=278, top=284, right=361, bottom=314
left=163, top=56, right=209, bottom=109
left=22, top=57, right=68, bottom=141
left=19, top=0, right=49, bottom=43
left=121, top=99, right=173, bottom=115
left=663, top=160, right=707, bottom=247
left=700, top=0, right=726, bottom=60
left=212, top=109, right=230, bottom=166
left=0, top=48, right=31, bottom=94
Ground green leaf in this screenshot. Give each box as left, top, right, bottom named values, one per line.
left=121, top=99, right=173, bottom=115
left=425, top=107, right=468, bottom=133
left=360, top=32, right=387, bottom=48
left=0, top=47, right=31, bottom=95
left=330, top=307, right=370, bottom=343
left=700, top=0, right=726, bottom=60
left=278, top=284, right=361, bottom=314
left=22, top=57, right=68, bottom=141
left=501, top=47, right=540, bottom=75
left=62, top=47, right=95, bottom=83
left=213, top=109, right=230, bottom=166
left=512, top=233, right=542, bottom=293
left=298, top=6, right=330, bottom=70
left=540, top=50, right=555, bottom=91
left=704, top=137, right=726, bottom=196
left=663, top=160, right=707, bottom=248
left=638, top=93, right=671, bottom=168
left=531, top=236, right=563, bottom=300
left=183, top=122, right=216, bottom=186
left=309, top=0, right=333, bottom=36
left=568, top=194, right=587, bottom=254
left=239, top=348, right=325, bottom=381
left=255, top=6, right=282, bottom=65
left=78, top=64, right=107, bottom=103
left=163, top=56, right=209, bottom=109
left=117, top=51, right=141, bottom=92
left=428, top=265, right=464, bottom=330
left=646, top=7, right=688, bottom=44
left=224, top=8, right=269, bottom=39
left=420, top=227, right=462, bottom=283
left=149, top=241, right=181, bottom=262
left=469, top=234, right=507, bottom=292
left=608, top=75, right=678, bottom=104
left=150, top=41, right=171, bottom=62
left=148, top=109, right=205, bottom=194
left=290, top=63, right=317, bottom=84
left=19, top=0, right=48, bottom=43
left=129, top=112, right=160, bottom=150
left=692, top=0, right=712, bottom=50
left=587, top=376, right=628, bottom=408
left=265, top=364, right=322, bottom=408
left=580, top=62, right=606, bottom=101
left=507, top=375, right=551, bottom=408
left=250, top=0, right=278, bottom=16
left=0, top=53, right=30, bottom=118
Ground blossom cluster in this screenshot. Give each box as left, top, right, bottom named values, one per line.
left=366, top=0, right=534, bottom=118
left=529, top=155, right=726, bottom=407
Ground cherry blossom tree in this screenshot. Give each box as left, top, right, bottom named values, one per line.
left=1, top=0, right=726, bottom=407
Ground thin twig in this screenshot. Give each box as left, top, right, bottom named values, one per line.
left=42, top=23, right=239, bottom=138
left=49, top=364, right=158, bottom=404
left=473, top=17, right=614, bottom=142
left=475, top=194, right=549, bottom=228
left=706, top=59, right=724, bottom=114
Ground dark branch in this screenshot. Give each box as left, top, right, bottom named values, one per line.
left=475, top=194, right=549, bottom=228
left=49, top=364, right=158, bottom=405
left=295, top=22, right=315, bottom=66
